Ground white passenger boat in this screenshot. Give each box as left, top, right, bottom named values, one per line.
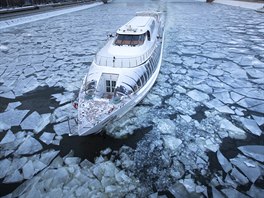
left=76, top=11, right=165, bottom=136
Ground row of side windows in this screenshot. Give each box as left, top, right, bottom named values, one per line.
left=134, top=45, right=161, bottom=92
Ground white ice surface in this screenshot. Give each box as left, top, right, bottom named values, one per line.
left=238, top=145, right=264, bottom=162
left=217, top=150, right=232, bottom=173
left=187, top=90, right=209, bottom=102
left=230, top=154, right=261, bottom=183
left=39, top=132, right=55, bottom=145
left=15, top=136, right=43, bottom=155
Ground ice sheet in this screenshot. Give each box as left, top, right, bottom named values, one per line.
left=238, top=145, right=264, bottom=162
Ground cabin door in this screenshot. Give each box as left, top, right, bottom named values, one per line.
left=98, top=73, right=119, bottom=98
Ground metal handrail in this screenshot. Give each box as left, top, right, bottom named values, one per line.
left=94, top=43, right=156, bottom=68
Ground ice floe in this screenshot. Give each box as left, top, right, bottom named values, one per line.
left=15, top=136, right=43, bottom=155
left=230, top=154, right=261, bottom=183
left=39, top=132, right=55, bottom=145
left=0, top=109, right=29, bottom=131
left=187, top=89, right=209, bottom=102
left=238, top=145, right=264, bottom=162
left=216, top=150, right=232, bottom=173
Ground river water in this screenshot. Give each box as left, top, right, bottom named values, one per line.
left=0, top=0, right=264, bottom=197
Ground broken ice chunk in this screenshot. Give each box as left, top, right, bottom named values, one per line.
left=0, top=130, right=15, bottom=145
left=252, top=115, right=264, bottom=126
left=211, top=186, right=225, bottom=198
left=220, top=119, right=246, bottom=139
left=5, top=102, right=21, bottom=111
left=216, top=150, right=232, bottom=173
left=0, top=91, right=15, bottom=99
left=180, top=115, right=192, bottom=123
left=187, top=90, right=209, bottom=102
left=64, top=157, right=81, bottom=166
left=0, top=109, right=29, bottom=130
left=22, top=160, right=34, bottom=179
left=215, top=105, right=235, bottom=114
left=239, top=117, right=262, bottom=136
left=34, top=113, right=52, bottom=133
left=0, top=158, right=11, bottom=179
left=230, top=154, right=261, bottom=183
left=40, top=150, right=59, bottom=165
left=230, top=168, right=249, bottom=185
left=162, top=135, right=182, bottom=151
left=15, top=136, right=43, bottom=155
left=39, top=132, right=55, bottom=145
left=204, top=139, right=219, bottom=152
left=238, top=145, right=264, bottom=162
left=20, top=111, right=42, bottom=130
left=157, top=119, right=176, bottom=135
left=3, top=169, right=24, bottom=183
left=247, top=184, right=264, bottom=198
left=230, top=92, right=244, bottom=102
left=213, top=91, right=233, bottom=104
left=221, top=188, right=249, bottom=198
left=53, top=121, right=69, bottom=135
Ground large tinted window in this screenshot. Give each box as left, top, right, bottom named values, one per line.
left=115, top=34, right=146, bottom=46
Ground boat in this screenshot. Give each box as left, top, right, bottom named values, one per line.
left=75, top=11, right=165, bottom=136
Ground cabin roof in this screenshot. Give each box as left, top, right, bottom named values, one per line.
left=116, top=16, right=153, bottom=35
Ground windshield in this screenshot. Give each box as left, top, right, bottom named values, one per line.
left=114, top=34, right=146, bottom=46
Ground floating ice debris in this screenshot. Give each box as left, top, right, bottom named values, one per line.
left=179, top=178, right=196, bottom=193
left=157, top=119, right=176, bottom=135
left=22, top=160, right=34, bottom=179
left=0, top=158, right=11, bottom=179
left=217, top=150, right=232, bottom=173
left=221, top=188, right=249, bottom=198
left=64, top=157, right=81, bottom=166
left=162, top=135, right=182, bottom=151
left=230, top=167, right=249, bottom=185
left=204, top=98, right=224, bottom=109
left=0, top=90, right=15, bottom=99
left=15, top=136, right=43, bottom=155
left=144, top=93, right=162, bottom=106
left=230, top=92, right=244, bottom=103
left=53, top=121, right=69, bottom=136
left=180, top=115, right=192, bottom=123
left=3, top=169, right=24, bottom=183
left=101, top=148, right=112, bottom=156
left=238, top=145, right=264, bottom=162
left=40, top=150, right=60, bottom=166
left=252, top=115, right=264, bottom=126
left=20, top=111, right=42, bottom=130
left=35, top=113, right=52, bottom=133
left=52, top=92, right=75, bottom=105
left=168, top=183, right=191, bottom=198
left=213, top=91, right=233, bottom=104
left=215, top=105, right=235, bottom=114
left=238, top=117, right=262, bottom=136
left=39, top=132, right=55, bottom=145
left=187, top=89, right=209, bottom=102
left=247, top=184, right=264, bottom=198
left=220, top=119, right=246, bottom=139
left=0, top=109, right=29, bottom=130
left=0, top=130, right=15, bottom=144
left=204, top=139, right=219, bottom=152
left=224, top=173, right=238, bottom=188
left=211, top=186, right=225, bottom=198
left=230, top=154, right=261, bottom=183
left=4, top=102, right=21, bottom=111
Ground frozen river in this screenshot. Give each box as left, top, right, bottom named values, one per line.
left=0, top=0, right=264, bottom=197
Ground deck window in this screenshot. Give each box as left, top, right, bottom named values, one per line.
left=115, top=33, right=146, bottom=46
left=106, top=80, right=116, bottom=93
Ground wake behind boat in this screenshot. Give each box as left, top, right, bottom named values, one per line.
left=75, top=11, right=165, bottom=136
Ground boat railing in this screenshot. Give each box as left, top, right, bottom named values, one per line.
left=94, top=43, right=156, bottom=68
